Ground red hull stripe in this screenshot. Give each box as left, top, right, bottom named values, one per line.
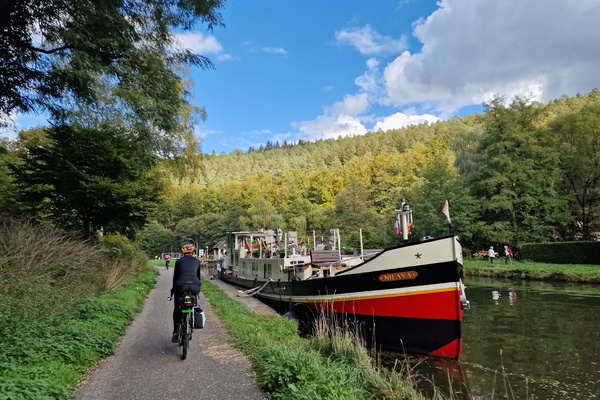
left=310, top=289, right=462, bottom=320
left=428, top=338, right=463, bottom=359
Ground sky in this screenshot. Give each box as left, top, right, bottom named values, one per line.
left=3, top=0, right=600, bottom=154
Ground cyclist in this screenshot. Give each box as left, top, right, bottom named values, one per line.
left=170, top=244, right=201, bottom=342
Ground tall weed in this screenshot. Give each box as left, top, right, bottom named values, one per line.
left=202, top=280, right=430, bottom=400
left=0, top=216, right=161, bottom=399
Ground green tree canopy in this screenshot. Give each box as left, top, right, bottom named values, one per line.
left=549, top=100, right=600, bottom=239
left=0, top=0, right=225, bottom=128
left=10, top=125, right=162, bottom=237
left=470, top=96, right=571, bottom=245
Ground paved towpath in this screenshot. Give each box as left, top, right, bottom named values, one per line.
left=76, top=267, right=273, bottom=400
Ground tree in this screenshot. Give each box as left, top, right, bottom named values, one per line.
left=549, top=102, right=600, bottom=240
left=10, top=125, right=162, bottom=238
left=240, top=199, right=285, bottom=231
left=138, top=222, right=176, bottom=257
left=0, top=0, right=225, bottom=127
left=330, top=180, right=383, bottom=249
left=0, top=138, right=20, bottom=214
left=469, top=96, right=570, bottom=245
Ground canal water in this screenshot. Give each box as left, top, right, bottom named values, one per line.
left=399, top=277, right=600, bottom=399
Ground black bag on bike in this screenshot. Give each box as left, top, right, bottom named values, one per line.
left=193, top=306, right=205, bottom=329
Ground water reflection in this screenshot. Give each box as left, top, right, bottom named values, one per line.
left=462, top=277, right=600, bottom=399
left=382, top=277, right=600, bottom=399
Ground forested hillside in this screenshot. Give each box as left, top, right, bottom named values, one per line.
left=141, top=90, right=600, bottom=255
left=2, top=91, right=599, bottom=256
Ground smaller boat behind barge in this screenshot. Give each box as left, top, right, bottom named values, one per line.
left=219, top=205, right=469, bottom=359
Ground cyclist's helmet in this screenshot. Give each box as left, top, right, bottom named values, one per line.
left=181, top=244, right=196, bottom=254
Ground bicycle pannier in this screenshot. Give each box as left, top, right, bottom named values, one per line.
left=193, top=306, right=205, bottom=329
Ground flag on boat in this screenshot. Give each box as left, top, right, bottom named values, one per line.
left=394, top=213, right=401, bottom=235
left=442, top=200, right=451, bottom=224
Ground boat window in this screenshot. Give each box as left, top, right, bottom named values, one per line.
left=263, top=263, right=272, bottom=278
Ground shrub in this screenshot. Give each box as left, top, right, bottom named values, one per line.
left=520, top=241, right=600, bottom=264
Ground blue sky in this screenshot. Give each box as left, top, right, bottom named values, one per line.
left=3, top=0, right=600, bottom=155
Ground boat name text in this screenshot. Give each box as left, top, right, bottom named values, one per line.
left=378, top=271, right=419, bottom=282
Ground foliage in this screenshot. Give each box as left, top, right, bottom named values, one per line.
left=4, top=90, right=600, bottom=256
left=0, top=138, right=19, bottom=214
left=547, top=92, right=600, bottom=240
left=0, top=0, right=225, bottom=130
left=468, top=96, right=571, bottom=247
left=0, top=268, right=157, bottom=400
left=9, top=125, right=162, bottom=238
left=519, top=241, right=600, bottom=265
left=0, top=216, right=152, bottom=341
left=128, top=90, right=600, bottom=257
left=137, top=222, right=177, bottom=257
left=201, top=280, right=427, bottom=400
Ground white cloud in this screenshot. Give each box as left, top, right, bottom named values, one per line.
left=293, top=94, right=370, bottom=140
left=294, top=114, right=367, bottom=141
left=355, top=58, right=383, bottom=95
left=175, top=32, right=223, bottom=54
left=335, top=25, right=407, bottom=55
left=261, top=47, right=288, bottom=56
left=381, top=0, right=600, bottom=113
left=373, top=112, right=438, bottom=132
left=328, top=93, right=369, bottom=116
left=218, top=53, right=239, bottom=62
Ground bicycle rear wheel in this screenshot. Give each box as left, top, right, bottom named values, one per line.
left=181, top=319, right=189, bottom=360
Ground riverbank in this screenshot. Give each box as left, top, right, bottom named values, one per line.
left=463, top=259, right=600, bottom=283
left=200, top=276, right=430, bottom=400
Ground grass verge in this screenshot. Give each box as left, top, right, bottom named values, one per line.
left=463, top=259, right=600, bottom=283
left=0, top=268, right=158, bottom=400
left=201, top=279, right=429, bottom=400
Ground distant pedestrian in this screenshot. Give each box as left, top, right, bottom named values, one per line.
left=504, top=246, right=513, bottom=264
left=165, top=253, right=171, bottom=270
left=488, top=246, right=497, bottom=263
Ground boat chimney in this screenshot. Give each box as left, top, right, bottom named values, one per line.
left=395, top=201, right=413, bottom=245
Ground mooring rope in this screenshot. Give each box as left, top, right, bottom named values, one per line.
left=237, top=277, right=274, bottom=297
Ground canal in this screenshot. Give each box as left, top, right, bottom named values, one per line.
left=402, top=277, right=600, bottom=399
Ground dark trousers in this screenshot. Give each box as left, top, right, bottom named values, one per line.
left=172, top=283, right=200, bottom=332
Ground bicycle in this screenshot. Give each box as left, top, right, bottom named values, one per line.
left=168, top=291, right=196, bottom=360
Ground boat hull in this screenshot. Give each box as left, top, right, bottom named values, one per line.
left=220, top=236, right=465, bottom=359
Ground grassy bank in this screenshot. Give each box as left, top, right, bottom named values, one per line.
left=0, top=217, right=160, bottom=400
left=0, top=268, right=157, bottom=400
left=463, top=259, right=600, bottom=283
left=201, top=279, right=430, bottom=400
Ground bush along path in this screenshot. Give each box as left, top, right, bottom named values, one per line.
left=0, top=268, right=158, bottom=400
